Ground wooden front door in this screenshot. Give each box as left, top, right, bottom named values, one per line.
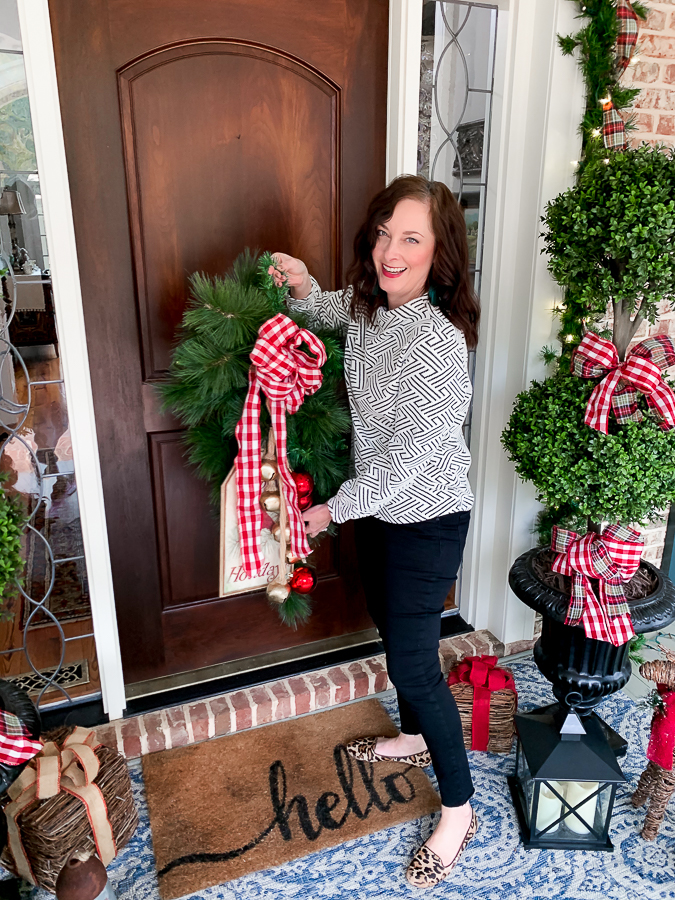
left=48, top=0, right=388, bottom=685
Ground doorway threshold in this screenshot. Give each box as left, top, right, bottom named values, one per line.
left=125, top=614, right=474, bottom=717
left=124, top=630, right=382, bottom=716
left=94, top=625, right=500, bottom=759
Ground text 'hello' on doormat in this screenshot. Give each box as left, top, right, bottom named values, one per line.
left=142, top=699, right=441, bottom=899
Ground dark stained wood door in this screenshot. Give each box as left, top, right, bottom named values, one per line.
left=48, top=0, right=388, bottom=684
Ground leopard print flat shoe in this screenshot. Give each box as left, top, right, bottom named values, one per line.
left=345, top=736, right=432, bottom=767
left=406, top=808, right=478, bottom=888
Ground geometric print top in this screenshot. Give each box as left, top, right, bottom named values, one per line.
left=288, top=279, right=473, bottom=524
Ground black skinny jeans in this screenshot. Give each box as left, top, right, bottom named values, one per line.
left=354, top=511, right=474, bottom=808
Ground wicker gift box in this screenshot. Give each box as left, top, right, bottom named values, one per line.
left=1, top=725, right=138, bottom=892
left=448, top=655, right=517, bottom=754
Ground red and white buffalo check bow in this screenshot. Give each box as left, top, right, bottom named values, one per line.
left=235, top=314, right=326, bottom=577
left=551, top=524, right=643, bottom=646
left=572, top=332, right=675, bottom=434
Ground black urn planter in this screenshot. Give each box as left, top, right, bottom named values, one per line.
left=509, top=548, right=675, bottom=718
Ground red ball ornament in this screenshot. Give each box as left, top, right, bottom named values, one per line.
left=292, top=472, right=314, bottom=497
left=289, top=565, right=317, bottom=594
left=298, top=493, right=313, bottom=511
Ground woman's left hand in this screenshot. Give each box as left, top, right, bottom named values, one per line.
left=303, top=503, right=332, bottom=538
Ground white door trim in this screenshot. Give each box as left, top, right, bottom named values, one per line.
left=17, top=0, right=126, bottom=720
left=387, top=0, right=424, bottom=181
left=459, top=0, right=585, bottom=642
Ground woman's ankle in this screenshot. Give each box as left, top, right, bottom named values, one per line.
left=376, top=732, right=427, bottom=755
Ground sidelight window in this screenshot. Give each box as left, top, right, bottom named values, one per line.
left=0, top=10, right=98, bottom=710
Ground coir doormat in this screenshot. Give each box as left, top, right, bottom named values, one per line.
left=142, top=699, right=441, bottom=898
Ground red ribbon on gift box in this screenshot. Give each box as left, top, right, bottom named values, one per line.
left=647, top=687, right=675, bottom=771
left=447, top=655, right=517, bottom=751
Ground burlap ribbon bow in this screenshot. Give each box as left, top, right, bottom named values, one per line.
left=551, top=524, right=643, bottom=647
left=572, top=332, right=675, bottom=435
left=4, top=726, right=116, bottom=884
left=647, top=688, right=675, bottom=771
left=447, top=655, right=517, bottom=751
left=235, top=314, right=326, bottom=577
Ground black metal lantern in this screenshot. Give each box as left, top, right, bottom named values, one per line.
left=508, top=707, right=626, bottom=850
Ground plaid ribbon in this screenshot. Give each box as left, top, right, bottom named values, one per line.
left=551, top=525, right=643, bottom=646
left=235, top=314, right=326, bottom=577
left=602, top=100, right=627, bottom=150
left=616, top=0, right=639, bottom=74
left=4, top=727, right=116, bottom=884
left=572, top=332, right=675, bottom=434
left=0, top=710, right=41, bottom=766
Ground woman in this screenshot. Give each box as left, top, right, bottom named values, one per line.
left=273, top=174, right=479, bottom=889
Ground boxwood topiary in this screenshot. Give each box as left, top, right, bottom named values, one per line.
left=542, top=146, right=675, bottom=357
left=501, top=369, right=675, bottom=528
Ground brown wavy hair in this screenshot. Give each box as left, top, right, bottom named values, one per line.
left=346, top=175, right=480, bottom=349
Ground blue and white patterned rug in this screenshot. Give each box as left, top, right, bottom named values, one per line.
left=27, top=661, right=675, bottom=899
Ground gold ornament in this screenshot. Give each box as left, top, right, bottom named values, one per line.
left=260, top=490, right=281, bottom=512
left=266, top=581, right=291, bottom=604
left=261, top=460, right=278, bottom=481
left=287, top=551, right=302, bottom=564
left=271, top=522, right=291, bottom=542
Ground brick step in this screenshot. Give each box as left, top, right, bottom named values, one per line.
left=97, top=629, right=514, bottom=759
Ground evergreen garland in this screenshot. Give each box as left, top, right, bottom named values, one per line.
left=555, top=0, right=649, bottom=349
left=160, top=250, right=351, bottom=626
left=559, top=0, right=648, bottom=159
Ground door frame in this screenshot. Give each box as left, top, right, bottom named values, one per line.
left=19, top=0, right=584, bottom=720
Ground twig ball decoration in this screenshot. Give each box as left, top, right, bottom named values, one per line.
left=261, top=460, right=278, bottom=482
left=266, top=582, right=291, bottom=604
left=271, top=522, right=291, bottom=542
left=289, top=565, right=317, bottom=594
left=298, top=493, right=313, bottom=511
left=260, top=490, right=281, bottom=512
left=292, top=472, right=314, bottom=496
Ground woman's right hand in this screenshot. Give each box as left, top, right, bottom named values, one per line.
left=272, top=252, right=312, bottom=299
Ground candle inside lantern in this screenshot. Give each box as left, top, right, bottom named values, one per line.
left=534, top=781, right=563, bottom=833
left=564, top=781, right=598, bottom=833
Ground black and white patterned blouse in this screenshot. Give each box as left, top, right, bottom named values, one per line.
left=288, top=278, right=473, bottom=524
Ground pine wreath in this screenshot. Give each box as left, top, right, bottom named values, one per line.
left=159, top=251, right=351, bottom=625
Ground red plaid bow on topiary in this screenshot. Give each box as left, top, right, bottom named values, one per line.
left=551, top=524, right=643, bottom=646
left=572, top=332, right=675, bottom=434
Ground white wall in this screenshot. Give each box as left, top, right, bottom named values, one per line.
left=460, top=0, right=585, bottom=643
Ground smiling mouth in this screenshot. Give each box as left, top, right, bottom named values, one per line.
left=382, top=264, right=407, bottom=278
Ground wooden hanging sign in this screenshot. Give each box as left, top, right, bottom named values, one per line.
left=218, top=468, right=281, bottom=597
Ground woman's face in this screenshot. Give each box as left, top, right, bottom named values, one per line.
left=371, top=197, right=435, bottom=306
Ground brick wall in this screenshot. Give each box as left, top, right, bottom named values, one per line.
left=627, top=2, right=675, bottom=145
left=620, top=2, right=675, bottom=568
